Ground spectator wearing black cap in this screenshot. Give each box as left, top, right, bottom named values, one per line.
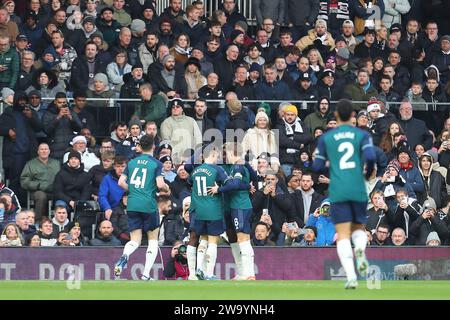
left=291, top=71, right=318, bottom=103
left=137, top=3, right=160, bottom=34
left=70, top=40, right=108, bottom=95
left=19, top=11, right=42, bottom=53
left=354, top=28, right=380, bottom=60
left=120, top=62, right=147, bottom=119
left=95, top=7, right=122, bottom=48
left=53, top=150, right=92, bottom=211
left=316, top=68, right=345, bottom=102
left=14, top=34, right=29, bottom=58
left=160, top=98, right=202, bottom=164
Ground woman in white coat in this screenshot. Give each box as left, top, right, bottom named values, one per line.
left=242, top=111, right=280, bottom=172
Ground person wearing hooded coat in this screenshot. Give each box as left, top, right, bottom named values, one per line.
left=53, top=150, right=92, bottom=209
left=417, top=152, right=448, bottom=208
left=0, top=91, right=43, bottom=204
left=25, top=69, right=65, bottom=100
left=303, top=96, right=330, bottom=135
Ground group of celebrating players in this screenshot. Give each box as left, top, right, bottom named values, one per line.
left=113, top=99, right=374, bottom=289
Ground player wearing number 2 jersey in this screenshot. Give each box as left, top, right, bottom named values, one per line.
left=114, top=134, right=170, bottom=280
left=313, top=99, right=376, bottom=289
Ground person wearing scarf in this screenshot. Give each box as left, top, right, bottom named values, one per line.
left=276, top=104, right=313, bottom=176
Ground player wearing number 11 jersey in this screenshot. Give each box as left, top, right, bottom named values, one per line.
left=312, top=99, right=376, bottom=289
left=114, top=134, right=170, bottom=280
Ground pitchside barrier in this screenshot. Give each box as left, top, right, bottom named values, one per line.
left=0, top=247, right=448, bottom=281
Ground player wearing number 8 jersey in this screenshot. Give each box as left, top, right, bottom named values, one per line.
left=114, top=134, right=170, bottom=280
left=313, top=99, right=376, bottom=289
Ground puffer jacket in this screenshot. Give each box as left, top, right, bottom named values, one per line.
left=53, top=163, right=92, bottom=203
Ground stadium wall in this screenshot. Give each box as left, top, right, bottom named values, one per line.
left=0, top=247, right=448, bottom=280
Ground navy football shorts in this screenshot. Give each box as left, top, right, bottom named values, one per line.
left=127, top=211, right=160, bottom=233
left=330, top=201, right=368, bottom=225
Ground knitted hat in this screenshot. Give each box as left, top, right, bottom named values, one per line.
left=28, top=90, right=41, bottom=98
left=64, top=221, right=81, bottom=233
left=367, top=100, right=381, bottom=113
left=182, top=196, right=191, bottom=208
left=128, top=118, right=142, bottom=130
left=336, top=47, right=350, bottom=60
left=284, top=104, right=298, bottom=116
left=82, top=16, right=95, bottom=26
left=1, top=87, right=14, bottom=102
left=71, top=135, right=87, bottom=145
left=390, top=23, right=402, bottom=33
left=257, top=102, right=271, bottom=116
left=230, top=29, right=244, bottom=41
left=421, top=197, right=437, bottom=214
left=441, top=35, right=450, bottom=43
left=227, top=99, right=242, bottom=114
left=254, top=110, right=269, bottom=124
left=92, top=73, right=109, bottom=90
left=130, top=19, right=146, bottom=34
left=68, top=150, right=81, bottom=162
left=162, top=54, right=175, bottom=65
left=234, top=20, right=248, bottom=33
left=426, top=231, right=441, bottom=245
left=387, top=159, right=400, bottom=173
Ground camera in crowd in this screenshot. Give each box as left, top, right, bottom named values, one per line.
left=287, top=222, right=307, bottom=235
left=175, top=244, right=187, bottom=262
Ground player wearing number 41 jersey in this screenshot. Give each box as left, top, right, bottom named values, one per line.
left=313, top=99, right=376, bottom=290
left=114, top=134, right=170, bottom=281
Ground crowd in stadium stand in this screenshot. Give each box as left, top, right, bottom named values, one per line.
left=0, top=0, right=449, bottom=248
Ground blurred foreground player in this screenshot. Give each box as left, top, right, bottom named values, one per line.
left=312, top=99, right=376, bottom=289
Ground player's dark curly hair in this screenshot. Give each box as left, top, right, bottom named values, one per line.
left=336, top=99, right=353, bottom=122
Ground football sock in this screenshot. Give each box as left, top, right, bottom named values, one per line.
left=205, top=243, right=218, bottom=277
left=122, top=240, right=139, bottom=259
left=239, top=240, right=255, bottom=277
left=142, top=240, right=158, bottom=278
left=337, top=238, right=357, bottom=281
left=230, top=242, right=243, bottom=277
left=197, top=239, right=208, bottom=271
left=351, top=229, right=367, bottom=253
left=187, top=245, right=197, bottom=276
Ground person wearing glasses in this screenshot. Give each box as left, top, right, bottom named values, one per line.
left=370, top=224, right=392, bottom=246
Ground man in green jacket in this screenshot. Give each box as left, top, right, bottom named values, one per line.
left=0, top=33, right=19, bottom=90
left=344, top=68, right=378, bottom=111
left=20, top=142, right=60, bottom=223
left=134, top=83, right=167, bottom=128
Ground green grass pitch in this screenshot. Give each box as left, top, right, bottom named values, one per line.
left=1, top=280, right=449, bottom=300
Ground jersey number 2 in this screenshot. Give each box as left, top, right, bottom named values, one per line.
left=130, top=168, right=148, bottom=188
left=195, top=176, right=208, bottom=196
left=338, top=142, right=356, bottom=170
